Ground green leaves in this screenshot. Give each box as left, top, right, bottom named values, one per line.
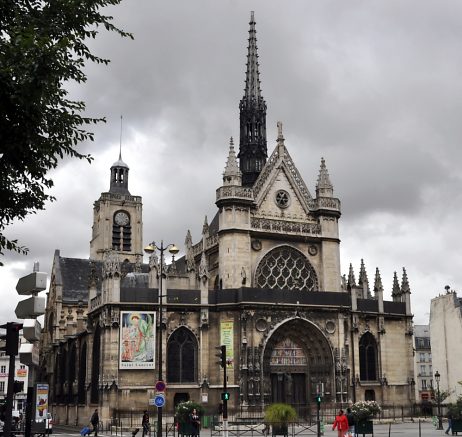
left=0, top=0, right=132, bottom=263
left=264, top=403, right=298, bottom=425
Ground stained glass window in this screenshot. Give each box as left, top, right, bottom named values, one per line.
left=167, top=328, right=197, bottom=383
left=270, top=338, right=307, bottom=366
left=359, top=332, right=377, bottom=381
left=255, top=246, right=318, bottom=291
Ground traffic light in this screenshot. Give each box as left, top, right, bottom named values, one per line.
left=315, top=394, right=322, bottom=406
left=13, top=380, right=24, bottom=394
left=221, top=392, right=230, bottom=401
left=0, top=322, right=22, bottom=356
left=215, top=345, right=226, bottom=368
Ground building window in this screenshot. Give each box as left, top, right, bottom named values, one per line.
left=20, top=365, right=25, bottom=370
left=255, top=246, right=318, bottom=291
left=167, top=328, right=197, bottom=383
left=90, top=325, right=101, bottom=404
left=0, top=382, right=4, bottom=393
left=419, top=352, right=425, bottom=362
left=422, top=380, right=427, bottom=389
left=420, top=364, right=426, bottom=376
left=0, top=365, right=6, bottom=373
left=78, top=342, right=87, bottom=405
left=359, top=332, right=378, bottom=381
left=274, top=190, right=290, bottom=209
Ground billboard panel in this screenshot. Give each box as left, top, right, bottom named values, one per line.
left=119, top=311, right=156, bottom=369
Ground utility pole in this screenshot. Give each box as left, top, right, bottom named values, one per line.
left=216, top=345, right=229, bottom=437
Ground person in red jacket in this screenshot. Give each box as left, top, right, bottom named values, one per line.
left=332, top=409, right=349, bottom=437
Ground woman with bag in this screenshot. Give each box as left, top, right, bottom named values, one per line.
left=332, top=409, right=349, bottom=437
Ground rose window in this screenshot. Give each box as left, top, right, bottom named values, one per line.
left=255, top=246, right=318, bottom=291
left=275, top=190, right=290, bottom=208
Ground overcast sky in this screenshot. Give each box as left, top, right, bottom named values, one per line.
left=2, top=0, right=462, bottom=326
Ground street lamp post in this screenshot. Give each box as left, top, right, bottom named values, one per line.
left=435, top=370, right=443, bottom=430
left=144, top=241, right=179, bottom=437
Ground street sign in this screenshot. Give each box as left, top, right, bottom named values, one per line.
left=15, top=296, right=45, bottom=319
left=148, top=398, right=156, bottom=406
left=155, top=380, right=166, bottom=392
left=23, top=319, right=41, bottom=342
left=16, top=272, right=47, bottom=295
left=154, top=393, right=165, bottom=408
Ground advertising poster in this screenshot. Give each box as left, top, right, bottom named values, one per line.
left=220, top=320, right=234, bottom=369
left=119, top=311, right=156, bottom=369
left=35, top=383, right=49, bottom=421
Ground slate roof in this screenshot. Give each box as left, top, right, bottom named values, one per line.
left=59, top=257, right=102, bottom=303
left=59, top=256, right=150, bottom=302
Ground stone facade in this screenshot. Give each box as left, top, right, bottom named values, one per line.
left=39, top=12, right=415, bottom=426
left=429, top=290, right=462, bottom=403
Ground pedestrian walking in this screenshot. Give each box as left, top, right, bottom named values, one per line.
left=346, top=407, right=355, bottom=437
left=90, top=409, right=99, bottom=437
left=142, top=410, right=150, bottom=437
left=446, top=412, right=453, bottom=435
left=332, top=409, right=349, bottom=437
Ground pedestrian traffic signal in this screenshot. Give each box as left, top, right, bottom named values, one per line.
left=315, top=394, right=322, bottom=405
left=13, top=380, right=24, bottom=394
left=0, top=322, right=22, bottom=356
left=221, top=392, right=230, bottom=401
left=215, top=345, right=226, bottom=368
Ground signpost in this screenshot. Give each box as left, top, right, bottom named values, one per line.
left=154, top=380, right=166, bottom=409
left=154, top=394, right=166, bottom=408
left=15, top=263, right=47, bottom=437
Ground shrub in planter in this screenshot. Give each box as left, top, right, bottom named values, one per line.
left=175, top=401, right=204, bottom=424
left=264, top=403, right=297, bottom=437
left=351, top=400, right=381, bottom=421
left=175, top=401, right=205, bottom=436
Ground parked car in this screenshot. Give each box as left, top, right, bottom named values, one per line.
left=45, top=413, right=53, bottom=434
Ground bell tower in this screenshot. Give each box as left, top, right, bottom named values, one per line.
left=89, top=152, right=143, bottom=262
left=238, top=11, right=267, bottom=187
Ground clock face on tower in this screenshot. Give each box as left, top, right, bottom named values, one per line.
left=114, top=211, right=130, bottom=226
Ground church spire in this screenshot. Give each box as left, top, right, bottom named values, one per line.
left=316, top=158, right=334, bottom=198
left=347, top=263, right=356, bottom=288
left=374, top=267, right=383, bottom=296
left=392, top=271, right=401, bottom=301
left=223, top=137, right=242, bottom=186
left=109, top=115, right=130, bottom=194
left=238, top=11, right=267, bottom=187
left=110, top=151, right=130, bottom=195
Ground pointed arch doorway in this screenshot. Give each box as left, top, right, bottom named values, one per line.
left=263, top=318, right=334, bottom=413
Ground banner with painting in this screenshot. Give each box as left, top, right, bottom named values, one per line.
left=119, top=311, right=156, bottom=369
left=220, top=320, right=234, bottom=369
left=35, top=383, right=48, bottom=421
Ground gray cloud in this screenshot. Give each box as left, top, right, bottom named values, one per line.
left=2, top=0, right=462, bottom=325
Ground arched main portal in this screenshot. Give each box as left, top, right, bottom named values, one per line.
left=263, top=318, right=334, bottom=411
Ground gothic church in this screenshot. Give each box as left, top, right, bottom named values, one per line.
left=40, top=12, right=415, bottom=425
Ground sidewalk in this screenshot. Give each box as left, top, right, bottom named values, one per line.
left=53, top=420, right=447, bottom=437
